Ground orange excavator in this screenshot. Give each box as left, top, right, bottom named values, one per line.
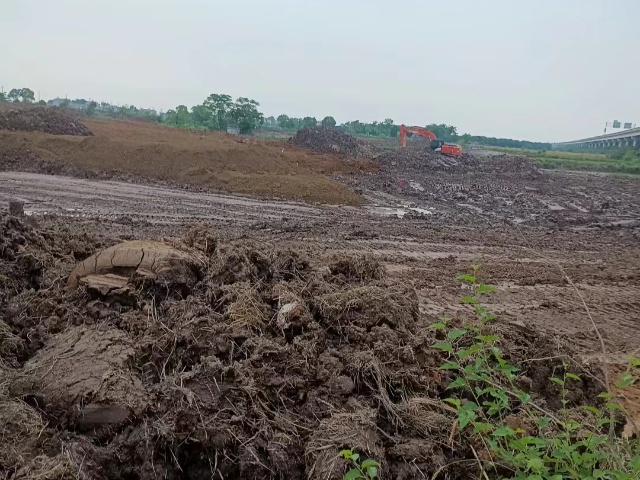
left=399, top=125, right=462, bottom=157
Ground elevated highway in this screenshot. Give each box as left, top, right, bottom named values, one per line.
left=553, top=127, right=640, bottom=149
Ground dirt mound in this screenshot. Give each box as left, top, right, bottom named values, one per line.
left=479, top=153, right=542, bottom=177
left=0, top=117, right=376, bottom=206
left=376, top=146, right=480, bottom=171
left=0, top=216, right=613, bottom=480
left=291, top=126, right=380, bottom=158
left=0, top=104, right=92, bottom=136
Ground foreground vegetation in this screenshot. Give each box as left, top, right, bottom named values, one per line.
left=488, top=146, right=640, bottom=175
left=343, top=270, right=640, bottom=480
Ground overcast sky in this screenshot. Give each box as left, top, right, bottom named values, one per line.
left=1, top=0, right=638, bottom=142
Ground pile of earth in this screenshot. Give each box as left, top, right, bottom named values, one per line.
left=0, top=216, right=609, bottom=479
left=0, top=103, right=93, bottom=136
left=291, top=126, right=380, bottom=158
left=376, top=147, right=481, bottom=172
left=478, top=154, right=542, bottom=178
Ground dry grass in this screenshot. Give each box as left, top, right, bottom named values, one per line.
left=305, top=407, right=384, bottom=480
left=222, top=282, right=269, bottom=332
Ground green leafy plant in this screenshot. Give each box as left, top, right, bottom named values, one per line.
left=338, top=449, right=379, bottom=479
left=431, top=267, right=640, bottom=479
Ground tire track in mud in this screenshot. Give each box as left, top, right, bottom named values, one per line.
left=0, top=172, right=327, bottom=224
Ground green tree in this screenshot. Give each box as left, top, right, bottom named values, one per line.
left=230, top=97, right=263, bottom=134
left=204, top=93, right=233, bottom=131
left=302, top=116, right=317, bottom=128
left=7, top=89, right=21, bottom=102
left=277, top=114, right=291, bottom=128
left=60, top=98, right=71, bottom=108
left=191, top=104, right=217, bottom=129
left=321, top=116, right=336, bottom=127
left=175, top=105, right=192, bottom=127
left=86, top=101, right=98, bottom=116
left=0, top=92, right=7, bottom=102
left=37, top=100, right=46, bottom=105
left=19, top=88, right=35, bottom=103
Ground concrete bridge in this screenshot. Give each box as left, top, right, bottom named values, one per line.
left=553, top=127, right=640, bottom=150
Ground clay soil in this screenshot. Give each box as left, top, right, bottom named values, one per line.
left=1, top=117, right=640, bottom=479
left=0, top=116, right=376, bottom=206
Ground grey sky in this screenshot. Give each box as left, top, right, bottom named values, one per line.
left=1, top=0, right=638, bottom=142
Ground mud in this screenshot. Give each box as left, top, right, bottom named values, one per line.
left=1, top=120, right=640, bottom=478
left=349, top=146, right=640, bottom=229
left=0, top=213, right=636, bottom=479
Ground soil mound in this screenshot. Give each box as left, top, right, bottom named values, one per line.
left=0, top=118, right=375, bottom=205
left=291, top=126, right=380, bottom=158
left=376, top=147, right=480, bottom=171
left=0, top=104, right=92, bottom=136
left=0, top=215, right=611, bottom=480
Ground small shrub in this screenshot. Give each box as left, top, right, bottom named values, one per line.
left=431, top=266, right=640, bottom=479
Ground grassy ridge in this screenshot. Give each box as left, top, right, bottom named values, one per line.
left=487, top=146, right=640, bottom=175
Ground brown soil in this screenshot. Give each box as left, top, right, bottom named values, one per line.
left=291, top=126, right=380, bottom=158
left=0, top=115, right=377, bottom=205
left=0, top=103, right=92, bottom=136
left=0, top=214, right=632, bottom=480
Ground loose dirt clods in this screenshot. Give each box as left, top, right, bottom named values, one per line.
left=0, top=214, right=621, bottom=480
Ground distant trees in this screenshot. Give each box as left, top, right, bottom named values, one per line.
left=230, top=97, right=264, bottom=134
left=424, top=123, right=458, bottom=142
left=0, top=92, right=7, bottom=102
left=7, top=88, right=35, bottom=103
left=60, top=98, right=71, bottom=108
left=321, top=116, right=336, bottom=127
left=86, top=101, right=98, bottom=115
left=301, top=116, right=317, bottom=128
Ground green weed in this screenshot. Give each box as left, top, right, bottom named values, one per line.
left=430, top=267, right=640, bottom=479
left=338, top=449, right=379, bottom=479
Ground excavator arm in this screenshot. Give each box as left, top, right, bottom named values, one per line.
left=399, top=124, right=437, bottom=147
left=399, top=124, right=462, bottom=157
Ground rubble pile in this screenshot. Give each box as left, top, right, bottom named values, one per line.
left=291, top=126, right=380, bottom=158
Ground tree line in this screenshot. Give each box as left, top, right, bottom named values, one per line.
left=1, top=86, right=551, bottom=149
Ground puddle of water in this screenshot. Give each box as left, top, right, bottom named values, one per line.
left=367, top=205, right=435, bottom=219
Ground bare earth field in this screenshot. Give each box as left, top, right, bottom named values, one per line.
left=1, top=109, right=640, bottom=479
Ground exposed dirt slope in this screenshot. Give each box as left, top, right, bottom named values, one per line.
left=0, top=116, right=376, bottom=205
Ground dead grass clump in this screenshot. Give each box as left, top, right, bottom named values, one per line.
left=0, top=392, right=46, bottom=471
left=221, top=282, right=269, bottom=332
left=182, top=224, right=218, bottom=255
left=329, top=255, right=385, bottom=282
left=305, top=406, right=385, bottom=480
left=310, top=285, right=418, bottom=332
left=208, top=245, right=273, bottom=285
left=12, top=451, right=79, bottom=480
left=271, top=250, right=311, bottom=281
left=401, top=397, right=455, bottom=438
